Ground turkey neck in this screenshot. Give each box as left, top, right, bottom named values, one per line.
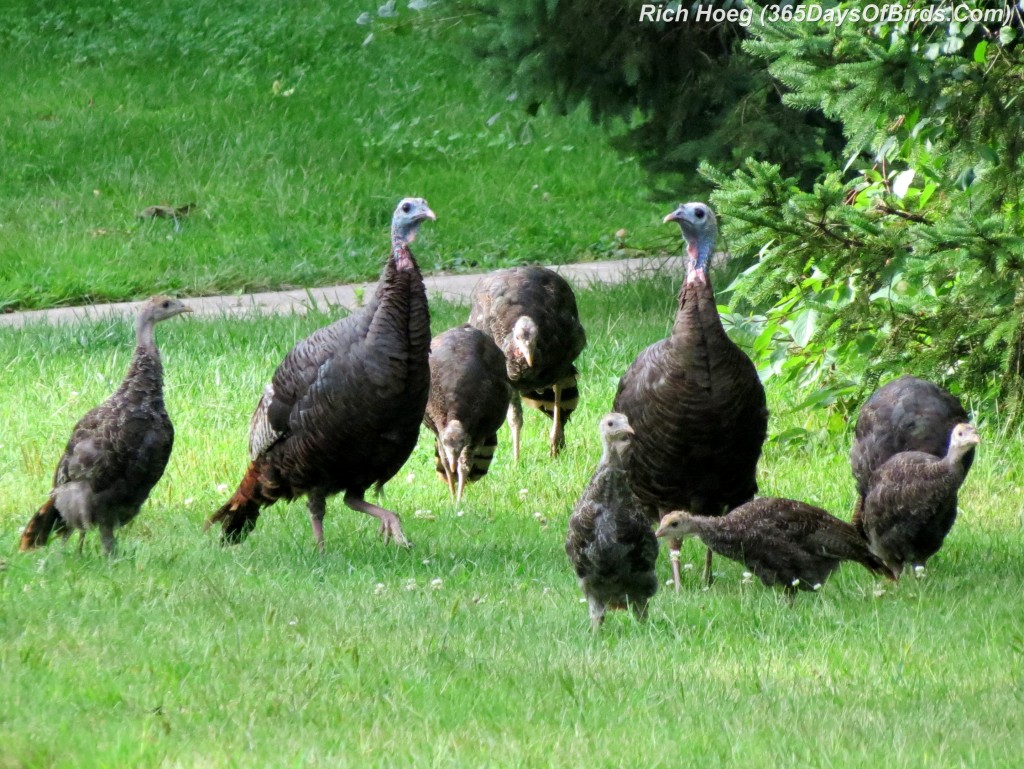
left=600, top=441, right=627, bottom=468
left=127, top=316, right=165, bottom=399
left=366, top=233, right=431, bottom=348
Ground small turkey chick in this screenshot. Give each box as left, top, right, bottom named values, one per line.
left=655, top=498, right=895, bottom=597
left=468, top=265, right=586, bottom=460
left=423, top=324, right=512, bottom=503
left=20, top=296, right=192, bottom=555
left=861, top=422, right=980, bottom=577
left=850, top=375, right=974, bottom=538
left=566, top=413, right=659, bottom=631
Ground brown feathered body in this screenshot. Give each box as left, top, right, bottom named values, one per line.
left=614, top=273, right=767, bottom=520
left=850, top=375, right=973, bottom=537
left=861, top=425, right=978, bottom=576
left=21, top=297, right=188, bottom=554
left=566, top=414, right=658, bottom=629
left=423, top=325, right=512, bottom=494
left=209, top=208, right=432, bottom=544
left=659, top=499, right=895, bottom=592
left=468, top=265, right=586, bottom=456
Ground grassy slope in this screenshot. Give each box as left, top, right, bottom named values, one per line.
left=0, top=0, right=657, bottom=311
left=1, top=278, right=1023, bottom=768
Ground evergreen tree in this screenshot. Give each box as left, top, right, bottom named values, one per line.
left=464, top=0, right=843, bottom=193
left=710, top=2, right=1024, bottom=416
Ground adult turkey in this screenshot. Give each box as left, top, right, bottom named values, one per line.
left=566, top=413, right=659, bottom=631
left=207, top=197, right=435, bottom=550
left=468, top=265, right=586, bottom=460
left=655, top=498, right=895, bottom=598
left=20, top=296, right=192, bottom=555
left=850, top=375, right=974, bottom=538
left=423, top=324, right=512, bottom=503
left=860, top=422, right=980, bottom=577
left=613, top=202, right=768, bottom=589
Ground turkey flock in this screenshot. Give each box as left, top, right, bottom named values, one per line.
left=17, top=197, right=981, bottom=630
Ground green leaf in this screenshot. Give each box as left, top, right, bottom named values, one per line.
left=974, top=40, right=988, bottom=63
left=1000, top=26, right=1017, bottom=45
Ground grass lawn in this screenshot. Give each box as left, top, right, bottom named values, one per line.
left=1, top=276, right=1023, bottom=768
left=1, top=0, right=659, bottom=311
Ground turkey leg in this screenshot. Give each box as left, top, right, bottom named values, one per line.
left=344, top=492, right=411, bottom=547
left=508, top=393, right=524, bottom=463
left=549, top=381, right=564, bottom=457
left=308, top=493, right=327, bottom=553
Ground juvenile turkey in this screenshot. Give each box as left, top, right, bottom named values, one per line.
left=566, top=413, right=659, bottom=631
left=613, top=202, right=768, bottom=589
left=423, top=324, right=512, bottom=503
left=20, top=296, right=192, bottom=555
left=861, top=422, right=979, bottom=577
left=207, top=198, right=435, bottom=550
left=468, top=265, right=586, bottom=460
left=655, top=498, right=895, bottom=597
left=850, top=375, right=974, bottom=537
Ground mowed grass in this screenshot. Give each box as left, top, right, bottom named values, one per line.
left=0, top=0, right=657, bottom=311
left=2, top=277, right=1024, bottom=768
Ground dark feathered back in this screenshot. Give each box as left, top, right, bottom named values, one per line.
left=424, top=324, right=512, bottom=497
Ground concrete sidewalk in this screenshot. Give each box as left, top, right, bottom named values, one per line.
left=0, top=256, right=684, bottom=328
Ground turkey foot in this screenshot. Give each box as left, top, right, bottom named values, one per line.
left=344, top=493, right=411, bottom=547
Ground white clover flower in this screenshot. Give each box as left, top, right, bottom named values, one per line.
left=430, top=578, right=443, bottom=590
left=455, top=510, right=464, bottom=518
left=812, top=583, right=822, bottom=592
left=518, top=488, right=529, bottom=500
left=374, top=583, right=387, bottom=595
left=741, top=571, right=754, bottom=585
left=421, top=558, right=431, bottom=565
left=873, top=588, right=887, bottom=598
left=404, top=578, right=417, bottom=591
left=216, top=483, right=228, bottom=493
left=183, top=498, right=194, bottom=507
left=790, top=578, right=801, bottom=587
left=682, top=563, right=694, bottom=571
left=914, top=565, right=926, bottom=578
left=579, top=597, right=588, bottom=603
left=288, top=618, right=298, bottom=626
left=405, top=472, right=416, bottom=483
left=664, top=579, right=674, bottom=587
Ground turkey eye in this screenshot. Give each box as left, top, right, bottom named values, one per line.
left=161, top=300, right=170, bottom=308
left=402, top=203, right=411, bottom=213
left=695, top=208, right=705, bottom=219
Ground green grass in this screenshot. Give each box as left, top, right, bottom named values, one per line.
left=0, top=0, right=661, bottom=312
left=2, top=277, right=1023, bottom=767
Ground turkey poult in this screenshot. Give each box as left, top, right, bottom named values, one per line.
left=20, top=296, right=192, bottom=555
left=423, top=324, right=512, bottom=503
left=566, top=413, right=659, bottom=631
left=468, top=265, right=586, bottom=460
left=207, top=198, right=435, bottom=550
left=655, top=498, right=896, bottom=598
left=861, top=422, right=980, bottom=577
left=614, top=202, right=768, bottom=590
left=850, top=375, right=974, bottom=538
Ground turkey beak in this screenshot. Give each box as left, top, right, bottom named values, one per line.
left=654, top=522, right=670, bottom=538
left=421, top=206, right=437, bottom=223
left=181, top=305, right=194, bottom=314
left=455, top=464, right=466, bottom=505
left=624, top=424, right=635, bottom=435
left=663, top=208, right=683, bottom=224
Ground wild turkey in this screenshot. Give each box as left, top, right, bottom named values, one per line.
left=860, top=422, right=980, bottom=577
left=566, top=413, right=659, bottom=631
left=423, top=324, right=512, bottom=503
left=207, top=197, right=435, bottom=550
left=655, top=498, right=896, bottom=598
left=20, top=296, right=192, bottom=555
left=850, top=375, right=974, bottom=538
left=468, top=265, right=586, bottom=460
left=613, top=202, right=768, bottom=589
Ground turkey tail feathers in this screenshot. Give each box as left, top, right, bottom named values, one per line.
left=19, top=498, right=65, bottom=551
left=522, top=369, right=580, bottom=425
left=206, top=462, right=273, bottom=543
